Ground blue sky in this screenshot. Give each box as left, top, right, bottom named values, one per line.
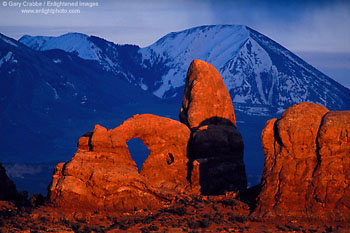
left=0, top=0, right=349, bottom=87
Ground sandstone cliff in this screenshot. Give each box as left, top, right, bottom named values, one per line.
left=256, top=102, right=350, bottom=221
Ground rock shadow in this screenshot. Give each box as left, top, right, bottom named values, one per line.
left=186, top=116, right=247, bottom=195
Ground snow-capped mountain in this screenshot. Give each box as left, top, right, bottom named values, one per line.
left=138, top=25, right=350, bottom=113
left=20, top=25, right=350, bottom=114
left=19, top=33, right=141, bottom=82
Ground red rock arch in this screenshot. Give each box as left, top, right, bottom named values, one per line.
left=49, top=114, right=191, bottom=210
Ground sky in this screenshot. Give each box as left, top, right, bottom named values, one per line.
left=0, top=0, right=349, bottom=87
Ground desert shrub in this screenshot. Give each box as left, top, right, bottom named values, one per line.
left=140, top=224, right=159, bottom=233
left=166, top=206, right=187, bottom=216
left=140, top=227, right=150, bottom=233
left=119, top=221, right=133, bottom=230
left=198, top=219, right=212, bottom=228
left=284, top=223, right=300, bottom=231
left=276, top=225, right=286, bottom=231
left=108, top=218, right=135, bottom=230
left=187, top=220, right=199, bottom=229
left=203, top=199, right=211, bottom=204
left=39, top=226, right=47, bottom=231
left=12, top=221, right=25, bottom=230
left=228, top=215, right=246, bottom=223
left=148, top=224, right=159, bottom=231
left=119, top=224, right=131, bottom=230
left=90, top=225, right=107, bottom=233
left=171, top=221, right=182, bottom=228
left=220, top=199, right=238, bottom=208
left=30, top=193, right=46, bottom=207
left=142, top=217, right=152, bottom=224
left=76, top=218, right=86, bottom=224
left=141, top=215, right=158, bottom=225
left=213, top=212, right=223, bottom=224
left=71, top=222, right=83, bottom=232
left=61, top=219, right=71, bottom=227
left=0, top=218, right=4, bottom=227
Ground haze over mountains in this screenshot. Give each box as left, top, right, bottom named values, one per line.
left=1, top=25, right=349, bottom=193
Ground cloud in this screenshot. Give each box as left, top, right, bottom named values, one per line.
left=296, top=51, right=350, bottom=88
left=0, top=0, right=349, bottom=51
left=205, top=0, right=350, bottom=52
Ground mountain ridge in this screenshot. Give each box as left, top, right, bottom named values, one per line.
left=19, top=25, right=350, bottom=114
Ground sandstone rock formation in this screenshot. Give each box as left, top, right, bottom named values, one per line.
left=180, top=60, right=246, bottom=195
left=0, top=163, right=18, bottom=201
left=180, top=59, right=236, bottom=129
left=49, top=59, right=247, bottom=210
left=256, top=102, right=350, bottom=220
left=49, top=114, right=191, bottom=211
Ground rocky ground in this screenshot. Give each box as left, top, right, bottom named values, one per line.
left=1, top=191, right=350, bottom=233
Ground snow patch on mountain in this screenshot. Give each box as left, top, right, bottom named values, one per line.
left=20, top=33, right=102, bottom=61
left=0, top=51, right=17, bottom=68
left=0, top=35, right=18, bottom=48
left=139, top=78, right=148, bottom=91
left=46, top=82, right=59, bottom=100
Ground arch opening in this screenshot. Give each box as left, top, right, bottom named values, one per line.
left=127, top=138, right=150, bottom=172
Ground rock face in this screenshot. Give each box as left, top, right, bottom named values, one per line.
left=180, top=59, right=236, bottom=129
left=180, top=60, right=246, bottom=195
left=49, top=114, right=191, bottom=211
left=0, top=163, right=18, bottom=201
left=309, top=111, right=350, bottom=220
left=256, top=102, right=350, bottom=220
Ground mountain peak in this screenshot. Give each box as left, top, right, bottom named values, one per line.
left=151, top=24, right=249, bottom=48
left=138, top=24, right=350, bottom=112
